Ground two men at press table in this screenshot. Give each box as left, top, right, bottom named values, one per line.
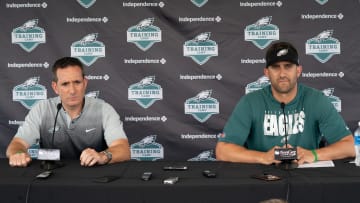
left=6, top=42, right=356, bottom=167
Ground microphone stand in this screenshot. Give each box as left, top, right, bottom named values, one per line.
left=41, top=103, right=65, bottom=170
left=276, top=102, right=298, bottom=170
left=278, top=159, right=298, bottom=170
left=41, top=159, right=64, bottom=170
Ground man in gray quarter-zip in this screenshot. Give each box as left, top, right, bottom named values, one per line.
left=6, top=57, right=130, bottom=167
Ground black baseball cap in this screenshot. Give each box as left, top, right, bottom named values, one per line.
left=265, top=42, right=299, bottom=68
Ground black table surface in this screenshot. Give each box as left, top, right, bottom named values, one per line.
left=1, top=158, right=359, bottom=203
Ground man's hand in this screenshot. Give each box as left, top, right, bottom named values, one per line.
left=7, top=138, right=31, bottom=167
left=296, top=146, right=316, bottom=165
left=259, top=146, right=282, bottom=165
left=80, top=148, right=108, bottom=167
left=9, top=152, right=31, bottom=167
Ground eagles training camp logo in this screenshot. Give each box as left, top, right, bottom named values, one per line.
left=244, top=16, right=279, bottom=49
left=305, top=30, right=340, bottom=63
left=77, top=0, right=96, bottom=8
left=188, top=150, right=216, bottom=161
left=322, top=88, right=341, bottom=112
left=127, top=18, right=162, bottom=51
left=190, top=0, right=208, bottom=7
left=315, top=0, right=328, bottom=5
left=71, top=33, right=106, bottom=66
left=11, top=19, right=46, bottom=52
left=245, top=76, right=270, bottom=94
left=128, top=76, right=163, bottom=108
left=131, top=135, right=164, bottom=161
left=12, top=77, right=47, bottom=109
left=183, top=32, right=218, bottom=65
left=185, top=90, right=219, bottom=123
left=28, top=139, right=40, bottom=159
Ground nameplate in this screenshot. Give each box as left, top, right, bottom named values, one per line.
left=37, top=149, right=60, bottom=160
left=274, top=148, right=297, bottom=161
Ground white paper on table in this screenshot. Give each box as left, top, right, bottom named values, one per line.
left=298, top=160, right=335, bottom=168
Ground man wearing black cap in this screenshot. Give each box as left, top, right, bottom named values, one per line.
left=216, top=42, right=354, bottom=165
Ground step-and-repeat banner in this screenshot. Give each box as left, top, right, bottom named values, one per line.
left=1, top=0, right=360, bottom=160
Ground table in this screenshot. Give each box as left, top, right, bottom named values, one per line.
left=0, top=159, right=359, bottom=203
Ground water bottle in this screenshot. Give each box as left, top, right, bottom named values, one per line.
left=354, top=122, right=360, bottom=166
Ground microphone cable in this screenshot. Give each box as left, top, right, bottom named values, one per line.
left=41, top=103, right=63, bottom=170
left=25, top=171, right=52, bottom=203
left=285, top=170, right=291, bottom=202
left=25, top=177, right=36, bottom=203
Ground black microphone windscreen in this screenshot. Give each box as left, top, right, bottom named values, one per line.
left=280, top=102, right=285, bottom=109
left=57, top=103, right=62, bottom=110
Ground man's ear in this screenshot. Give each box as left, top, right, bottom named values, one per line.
left=51, top=81, right=59, bottom=95
left=264, top=68, right=269, bottom=77
left=83, top=77, right=88, bottom=88
left=296, top=65, right=303, bottom=78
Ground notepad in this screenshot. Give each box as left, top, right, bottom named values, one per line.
left=298, top=160, right=335, bottom=168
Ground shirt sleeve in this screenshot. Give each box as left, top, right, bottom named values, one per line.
left=14, top=101, right=44, bottom=146
left=317, top=94, right=351, bottom=144
left=102, top=102, right=127, bottom=146
left=219, top=97, right=253, bottom=146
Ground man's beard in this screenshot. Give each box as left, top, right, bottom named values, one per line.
left=272, top=79, right=296, bottom=94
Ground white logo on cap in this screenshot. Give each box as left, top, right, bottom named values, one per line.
left=277, top=48, right=288, bottom=56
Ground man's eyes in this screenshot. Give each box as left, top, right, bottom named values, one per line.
left=61, top=81, right=82, bottom=86
left=271, top=65, right=293, bottom=69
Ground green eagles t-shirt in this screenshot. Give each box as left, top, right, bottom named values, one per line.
left=219, top=84, right=351, bottom=152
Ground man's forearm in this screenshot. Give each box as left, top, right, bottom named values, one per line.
left=316, top=135, right=355, bottom=161
left=107, top=139, right=130, bottom=163
left=216, top=142, right=280, bottom=165
left=6, top=138, right=29, bottom=157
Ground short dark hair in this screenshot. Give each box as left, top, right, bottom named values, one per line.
left=52, top=57, right=85, bottom=82
left=265, top=42, right=299, bottom=68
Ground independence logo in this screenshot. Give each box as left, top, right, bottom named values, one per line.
left=127, top=18, right=162, bottom=51
left=315, top=0, right=328, bottom=5
left=185, top=90, right=219, bottom=123
left=245, top=75, right=270, bottom=94
left=244, top=16, right=279, bottom=49
left=12, top=77, right=47, bottom=109
left=128, top=76, right=163, bottom=108
left=188, top=150, right=216, bottom=161
left=322, top=88, right=341, bottom=112
left=305, top=30, right=340, bottom=63
left=71, top=33, right=105, bottom=66
left=191, top=0, right=208, bottom=7
left=77, top=0, right=96, bottom=8
left=183, top=32, right=218, bottom=65
left=11, top=19, right=46, bottom=52
left=131, top=135, right=164, bottom=161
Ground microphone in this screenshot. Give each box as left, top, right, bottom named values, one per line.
left=40, top=103, right=64, bottom=170
left=280, top=102, right=288, bottom=147
left=51, top=103, right=62, bottom=148
left=274, top=102, right=298, bottom=169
